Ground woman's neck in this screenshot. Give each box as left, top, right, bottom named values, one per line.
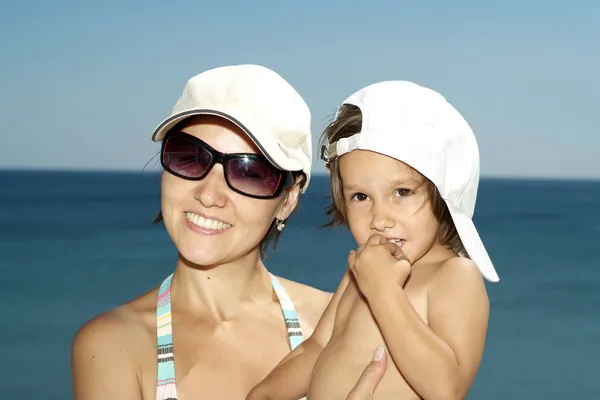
left=169, top=250, right=274, bottom=321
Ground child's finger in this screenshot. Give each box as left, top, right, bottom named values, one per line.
left=356, top=240, right=369, bottom=256
left=366, top=233, right=386, bottom=247
left=348, top=250, right=360, bottom=277
left=392, top=246, right=411, bottom=263
left=382, top=242, right=400, bottom=256
left=348, top=250, right=357, bottom=267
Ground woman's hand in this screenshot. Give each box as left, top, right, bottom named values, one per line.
left=345, top=346, right=388, bottom=400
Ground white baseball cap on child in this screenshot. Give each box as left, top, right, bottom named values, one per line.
left=321, top=81, right=499, bottom=282
left=151, top=64, right=313, bottom=191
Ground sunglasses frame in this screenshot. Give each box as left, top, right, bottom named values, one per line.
left=160, top=131, right=293, bottom=199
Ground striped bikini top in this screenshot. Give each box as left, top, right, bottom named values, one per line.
left=156, top=272, right=305, bottom=400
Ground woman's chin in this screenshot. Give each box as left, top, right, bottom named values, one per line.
left=177, top=244, right=256, bottom=270
left=177, top=248, right=225, bottom=270
left=171, top=226, right=264, bottom=269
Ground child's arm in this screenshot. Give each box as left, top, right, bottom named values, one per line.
left=364, top=257, right=489, bottom=400
left=247, top=269, right=353, bottom=400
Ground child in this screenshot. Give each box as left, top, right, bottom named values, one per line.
left=247, top=81, right=500, bottom=400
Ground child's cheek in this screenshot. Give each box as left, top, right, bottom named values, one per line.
left=347, top=214, right=371, bottom=245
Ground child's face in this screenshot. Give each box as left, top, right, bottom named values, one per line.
left=339, top=150, right=441, bottom=264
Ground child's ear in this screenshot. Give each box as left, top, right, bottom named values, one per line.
left=276, top=175, right=304, bottom=221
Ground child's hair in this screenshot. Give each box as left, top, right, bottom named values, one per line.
left=320, top=104, right=467, bottom=256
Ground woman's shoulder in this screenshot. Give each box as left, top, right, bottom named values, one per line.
left=71, top=287, right=161, bottom=397
left=273, top=276, right=333, bottom=331
left=71, top=286, right=160, bottom=366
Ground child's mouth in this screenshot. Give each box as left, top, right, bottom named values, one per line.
left=388, top=239, right=405, bottom=247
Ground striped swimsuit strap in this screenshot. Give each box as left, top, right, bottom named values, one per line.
left=156, top=272, right=305, bottom=400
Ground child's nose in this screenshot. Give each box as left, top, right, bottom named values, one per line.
left=370, top=203, right=395, bottom=232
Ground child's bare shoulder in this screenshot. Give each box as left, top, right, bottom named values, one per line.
left=425, top=257, right=489, bottom=345
left=429, top=256, right=488, bottom=298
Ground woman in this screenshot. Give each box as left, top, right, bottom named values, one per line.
left=70, top=64, right=383, bottom=400
left=70, top=64, right=330, bottom=399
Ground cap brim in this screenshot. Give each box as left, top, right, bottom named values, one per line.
left=151, top=109, right=262, bottom=148
left=151, top=108, right=303, bottom=168
left=448, top=204, right=499, bottom=282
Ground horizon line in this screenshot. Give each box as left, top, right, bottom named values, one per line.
left=0, top=167, right=598, bottom=182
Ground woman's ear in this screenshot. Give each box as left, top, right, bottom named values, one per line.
left=276, top=175, right=304, bottom=221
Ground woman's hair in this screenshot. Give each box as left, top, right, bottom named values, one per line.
left=319, top=104, right=466, bottom=255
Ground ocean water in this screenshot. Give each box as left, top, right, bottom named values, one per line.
left=1, top=170, right=599, bottom=399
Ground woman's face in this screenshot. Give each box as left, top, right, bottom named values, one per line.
left=160, top=116, right=301, bottom=267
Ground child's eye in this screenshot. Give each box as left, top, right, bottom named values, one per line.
left=351, top=192, right=369, bottom=201
left=395, top=188, right=411, bottom=197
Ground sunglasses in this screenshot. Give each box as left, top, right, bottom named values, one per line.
left=161, top=131, right=293, bottom=199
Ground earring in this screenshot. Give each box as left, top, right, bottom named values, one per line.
left=276, top=219, right=285, bottom=232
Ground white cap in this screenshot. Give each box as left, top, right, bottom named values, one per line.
left=151, top=64, right=313, bottom=191
left=321, top=81, right=499, bottom=282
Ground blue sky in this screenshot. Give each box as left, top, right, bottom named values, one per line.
left=1, top=0, right=598, bottom=178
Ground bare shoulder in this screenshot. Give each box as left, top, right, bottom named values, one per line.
left=73, top=287, right=158, bottom=350
left=71, top=287, right=159, bottom=397
left=427, top=256, right=490, bottom=326
left=426, top=256, right=490, bottom=391
left=431, top=256, right=488, bottom=295
left=72, top=309, right=132, bottom=371
left=274, top=276, right=333, bottom=328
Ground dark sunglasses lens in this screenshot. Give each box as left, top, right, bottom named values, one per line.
left=162, top=136, right=212, bottom=178
left=227, top=156, right=284, bottom=197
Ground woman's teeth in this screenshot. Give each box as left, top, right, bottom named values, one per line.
left=186, top=212, right=231, bottom=230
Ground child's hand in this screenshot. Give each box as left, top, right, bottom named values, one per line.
left=348, top=233, right=412, bottom=296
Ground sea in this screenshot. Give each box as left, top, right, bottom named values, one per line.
left=1, top=170, right=599, bottom=399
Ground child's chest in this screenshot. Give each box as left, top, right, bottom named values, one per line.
left=335, top=274, right=431, bottom=336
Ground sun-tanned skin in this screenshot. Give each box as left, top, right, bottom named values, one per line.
left=71, top=116, right=332, bottom=400
left=72, top=274, right=330, bottom=399
left=248, top=151, right=489, bottom=400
